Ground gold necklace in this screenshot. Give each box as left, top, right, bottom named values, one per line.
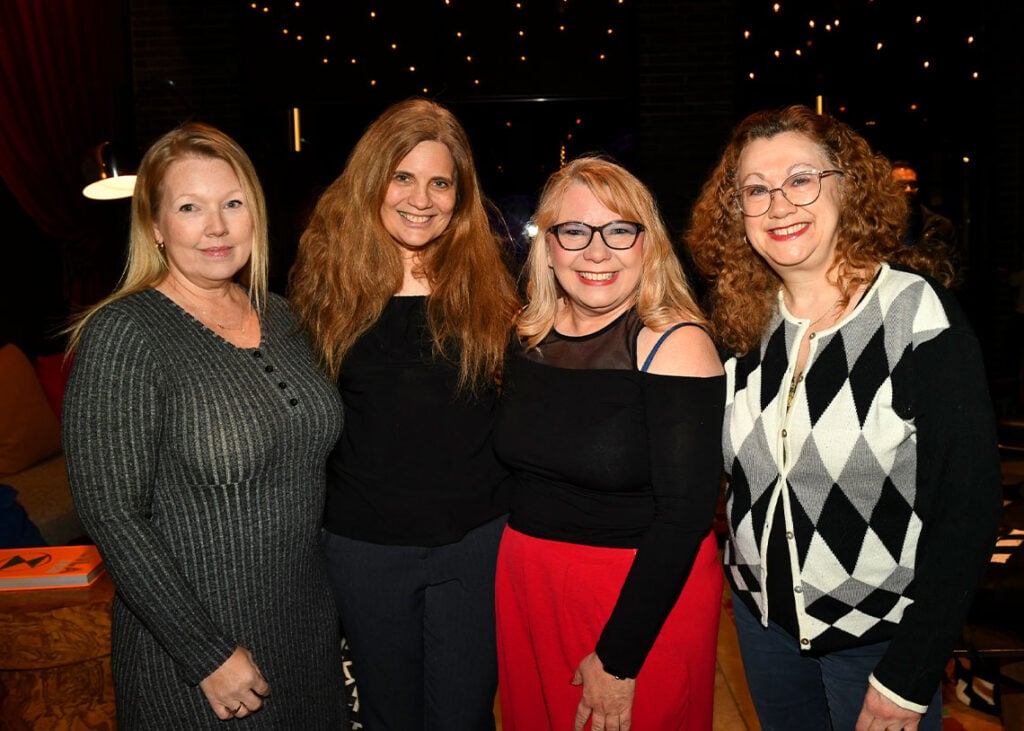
left=169, top=279, right=251, bottom=333
left=803, top=296, right=843, bottom=330
left=199, top=300, right=251, bottom=332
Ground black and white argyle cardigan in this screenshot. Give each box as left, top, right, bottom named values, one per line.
left=723, top=264, right=1002, bottom=708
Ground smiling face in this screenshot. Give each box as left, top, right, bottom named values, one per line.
left=736, top=130, right=842, bottom=281
left=380, top=140, right=457, bottom=250
left=546, top=183, right=644, bottom=330
left=152, top=156, right=253, bottom=289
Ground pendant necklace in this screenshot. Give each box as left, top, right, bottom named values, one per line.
left=171, top=279, right=251, bottom=333
left=804, top=296, right=843, bottom=330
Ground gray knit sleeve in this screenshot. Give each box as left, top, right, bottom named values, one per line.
left=63, top=303, right=235, bottom=684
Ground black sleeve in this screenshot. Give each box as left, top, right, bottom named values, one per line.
left=871, top=319, right=1003, bottom=706
left=595, top=373, right=725, bottom=677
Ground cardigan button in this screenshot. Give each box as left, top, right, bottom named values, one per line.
left=253, top=350, right=262, bottom=358
left=279, top=382, right=287, bottom=389
left=265, top=365, right=274, bottom=373
left=800, top=638, right=810, bottom=646
left=289, top=398, right=298, bottom=406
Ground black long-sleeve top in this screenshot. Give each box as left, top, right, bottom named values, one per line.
left=493, top=309, right=725, bottom=677
left=324, top=295, right=511, bottom=547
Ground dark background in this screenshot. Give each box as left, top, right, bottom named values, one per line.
left=2, top=0, right=1021, bottom=407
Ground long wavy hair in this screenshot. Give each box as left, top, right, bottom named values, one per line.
left=288, top=97, right=520, bottom=393
left=518, top=155, right=707, bottom=349
left=66, top=122, right=269, bottom=353
left=684, top=104, right=953, bottom=355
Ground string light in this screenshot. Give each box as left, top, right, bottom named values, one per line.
left=242, top=0, right=983, bottom=171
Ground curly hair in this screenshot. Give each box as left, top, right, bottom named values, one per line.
left=67, top=121, right=269, bottom=353
left=684, top=104, right=953, bottom=355
left=518, top=155, right=707, bottom=349
left=288, top=97, right=521, bottom=393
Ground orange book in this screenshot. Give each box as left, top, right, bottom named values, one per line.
left=0, top=544, right=105, bottom=591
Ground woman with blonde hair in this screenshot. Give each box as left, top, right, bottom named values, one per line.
left=685, top=104, right=1001, bottom=730
left=63, top=121, right=346, bottom=727
left=493, top=156, right=725, bottom=730
left=289, top=97, right=520, bottom=729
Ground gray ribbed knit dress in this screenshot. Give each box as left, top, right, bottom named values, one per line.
left=62, top=289, right=346, bottom=729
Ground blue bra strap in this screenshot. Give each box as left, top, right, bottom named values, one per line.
left=640, top=322, right=701, bottom=372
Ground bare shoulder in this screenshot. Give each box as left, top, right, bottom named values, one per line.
left=638, top=323, right=724, bottom=378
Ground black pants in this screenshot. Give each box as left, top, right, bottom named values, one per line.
left=322, top=515, right=506, bottom=731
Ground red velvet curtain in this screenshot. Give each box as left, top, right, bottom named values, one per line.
left=0, top=0, right=125, bottom=240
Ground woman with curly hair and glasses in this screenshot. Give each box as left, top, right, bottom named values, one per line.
left=288, top=98, right=520, bottom=730
left=685, top=104, right=1002, bottom=731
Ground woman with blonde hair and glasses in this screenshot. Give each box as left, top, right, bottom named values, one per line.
left=289, top=97, right=520, bottom=729
left=685, top=104, right=1001, bottom=730
left=493, top=156, right=725, bottom=730
left=63, top=121, right=346, bottom=727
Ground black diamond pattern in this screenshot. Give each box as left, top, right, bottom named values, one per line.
left=804, top=332, right=849, bottom=425
left=848, top=327, right=891, bottom=426
left=857, top=586, right=904, bottom=618
left=868, top=477, right=915, bottom=561
left=813, top=485, right=869, bottom=575
left=759, top=326, right=789, bottom=411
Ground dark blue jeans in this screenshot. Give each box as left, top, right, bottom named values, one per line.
left=732, top=597, right=943, bottom=731
left=322, top=514, right=506, bottom=731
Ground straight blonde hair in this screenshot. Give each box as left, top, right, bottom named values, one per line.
left=66, top=122, right=268, bottom=352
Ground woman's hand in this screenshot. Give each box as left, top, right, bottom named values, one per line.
left=855, top=685, right=922, bottom=731
left=571, top=652, right=636, bottom=731
left=199, top=646, right=271, bottom=720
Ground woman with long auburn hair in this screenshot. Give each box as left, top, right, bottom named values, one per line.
left=288, top=97, right=520, bottom=729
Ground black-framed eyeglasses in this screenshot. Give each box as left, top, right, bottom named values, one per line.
left=733, top=169, right=844, bottom=217
left=546, top=220, right=645, bottom=251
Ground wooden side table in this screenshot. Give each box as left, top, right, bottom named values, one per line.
left=0, top=570, right=116, bottom=729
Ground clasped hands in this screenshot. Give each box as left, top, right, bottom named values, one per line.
left=572, top=652, right=636, bottom=731
left=200, top=646, right=271, bottom=720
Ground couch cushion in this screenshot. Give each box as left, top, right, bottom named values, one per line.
left=0, top=344, right=62, bottom=476
left=4, top=454, right=84, bottom=545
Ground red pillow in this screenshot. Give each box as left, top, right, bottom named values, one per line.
left=33, top=352, right=74, bottom=421
left=0, top=344, right=62, bottom=476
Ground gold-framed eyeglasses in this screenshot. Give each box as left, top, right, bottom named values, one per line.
left=734, top=169, right=844, bottom=217
left=547, top=220, right=645, bottom=251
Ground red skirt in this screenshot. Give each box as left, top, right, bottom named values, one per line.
left=495, top=526, right=722, bottom=730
